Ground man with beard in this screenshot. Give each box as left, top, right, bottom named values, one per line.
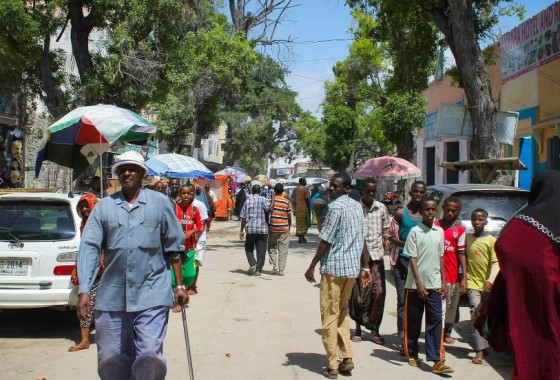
left=168, top=178, right=180, bottom=204
left=388, top=180, right=426, bottom=354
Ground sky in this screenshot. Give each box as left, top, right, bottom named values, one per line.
left=267, top=0, right=554, bottom=116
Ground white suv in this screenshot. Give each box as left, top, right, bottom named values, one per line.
left=0, top=191, right=81, bottom=309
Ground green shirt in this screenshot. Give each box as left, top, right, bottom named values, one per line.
left=466, top=234, right=497, bottom=291
left=404, top=222, right=444, bottom=290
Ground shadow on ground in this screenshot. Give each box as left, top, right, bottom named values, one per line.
left=284, top=352, right=326, bottom=375
left=0, top=308, right=78, bottom=341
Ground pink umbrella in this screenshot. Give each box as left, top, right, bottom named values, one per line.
left=354, top=156, right=421, bottom=180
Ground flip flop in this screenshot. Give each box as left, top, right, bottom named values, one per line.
left=444, top=336, right=456, bottom=344
left=371, top=335, right=386, bottom=345
left=351, top=335, right=362, bottom=342
left=471, top=357, right=484, bottom=364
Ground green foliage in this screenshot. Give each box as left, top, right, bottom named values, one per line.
left=374, top=91, right=426, bottom=143
left=221, top=54, right=303, bottom=174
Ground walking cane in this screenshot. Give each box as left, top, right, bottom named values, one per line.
left=178, top=296, right=195, bottom=380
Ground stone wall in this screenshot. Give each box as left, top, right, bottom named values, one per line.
left=23, top=112, right=73, bottom=192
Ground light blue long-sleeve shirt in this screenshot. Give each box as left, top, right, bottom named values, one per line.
left=77, top=188, right=185, bottom=312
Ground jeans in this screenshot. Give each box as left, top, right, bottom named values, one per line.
left=245, top=233, right=268, bottom=272
left=95, top=306, right=169, bottom=380
left=393, top=256, right=409, bottom=337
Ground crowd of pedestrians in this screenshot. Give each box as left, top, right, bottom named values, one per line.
left=68, top=156, right=559, bottom=380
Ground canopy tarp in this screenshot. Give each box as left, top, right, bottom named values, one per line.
left=440, top=157, right=526, bottom=184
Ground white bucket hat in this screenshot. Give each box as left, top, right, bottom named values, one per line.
left=111, top=151, right=149, bottom=177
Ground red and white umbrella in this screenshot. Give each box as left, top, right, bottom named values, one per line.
left=354, top=156, right=421, bottom=180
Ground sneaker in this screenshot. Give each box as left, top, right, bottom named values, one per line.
left=398, top=344, right=406, bottom=356
left=408, top=357, right=423, bottom=367
left=247, top=265, right=256, bottom=275
left=432, top=362, right=454, bottom=374
left=254, top=271, right=262, bottom=276
left=278, top=270, right=284, bottom=276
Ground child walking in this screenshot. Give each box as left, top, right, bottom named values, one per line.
left=466, top=208, right=499, bottom=364
left=403, top=197, right=454, bottom=374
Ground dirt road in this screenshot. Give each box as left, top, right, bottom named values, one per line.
left=1, top=220, right=512, bottom=379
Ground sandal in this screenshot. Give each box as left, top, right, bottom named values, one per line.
left=371, top=335, right=386, bottom=345
left=408, top=357, right=423, bottom=367
left=338, top=361, right=354, bottom=373
left=444, top=336, right=456, bottom=344
left=472, top=357, right=484, bottom=364
left=322, top=367, right=338, bottom=379
left=432, top=362, right=454, bottom=374
left=351, top=335, right=362, bottom=343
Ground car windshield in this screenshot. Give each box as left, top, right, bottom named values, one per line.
left=454, top=192, right=529, bottom=221
left=0, top=200, right=76, bottom=241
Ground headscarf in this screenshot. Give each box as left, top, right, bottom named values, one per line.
left=76, top=193, right=99, bottom=234
left=514, top=169, right=560, bottom=243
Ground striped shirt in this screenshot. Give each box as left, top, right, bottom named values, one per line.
left=269, top=195, right=292, bottom=233
left=240, top=195, right=270, bottom=235
left=319, top=195, right=365, bottom=278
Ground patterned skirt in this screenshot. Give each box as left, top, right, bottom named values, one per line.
left=295, top=211, right=309, bottom=236
left=80, top=277, right=100, bottom=328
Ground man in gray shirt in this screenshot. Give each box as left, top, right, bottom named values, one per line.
left=77, top=151, right=188, bottom=380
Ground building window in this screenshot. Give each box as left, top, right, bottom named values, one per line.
left=445, top=141, right=460, bottom=184
left=547, top=136, right=560, bottom=171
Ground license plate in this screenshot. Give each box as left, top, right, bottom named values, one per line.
left=0, top=259, right=29, bottom=276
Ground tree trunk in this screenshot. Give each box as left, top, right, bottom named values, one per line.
left=422, top=1, right=501, bottom=173
left=396, top=130, right=415, bottom=162
left=38, top=36, right=67, bottom=118
left=68, top=0, right=95, bottom=84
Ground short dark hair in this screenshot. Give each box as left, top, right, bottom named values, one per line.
left=443, top=196, right=462, bottom=207
left=299, top=177, right=306, bottom=185
left=179, top=184, right=194, bottom=192
left=363, top=177, right=377, bottom=186
left=252, top=184, right=261, bottom=194
left=411, top=180, right=426, bottom=190
left=274, top=183, right=284, bottom=195
left=92, top=176, right=101, bottom=181
left=332, top=172, right=352, bottom=187
left=471, top=208, right=488, bottom=218
left=421, top=196, right=437, bottom=208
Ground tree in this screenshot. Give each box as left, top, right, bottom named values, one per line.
left=347, top=0, right=524, bottom=178
left=221, top=54, right=303, bottom=174
left=315, top=10, right=391, bottom=172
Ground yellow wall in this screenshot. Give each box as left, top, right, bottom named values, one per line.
left=501, top=70, right=539, bottom=111
left=538, top=59, right=560, bottom=120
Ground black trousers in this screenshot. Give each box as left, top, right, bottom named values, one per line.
left=245, top=233, right=268, bottom=271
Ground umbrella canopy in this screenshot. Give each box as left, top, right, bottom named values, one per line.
left=286, top=177, right=328, bottom=186
left=35, top=104, right=156, bottom=178
left=146, top=153, right=214, bottom=180
left=215, top=166, right=247, bottom=183
left=353, top=156, right=421, bottom=180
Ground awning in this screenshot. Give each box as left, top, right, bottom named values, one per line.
left=440, top=157, right=526, bottom=184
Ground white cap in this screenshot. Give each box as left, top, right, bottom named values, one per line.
left=111, top=151, right=148, bottom=177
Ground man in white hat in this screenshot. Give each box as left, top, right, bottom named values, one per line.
left=77, top=151, right=188, bottom=380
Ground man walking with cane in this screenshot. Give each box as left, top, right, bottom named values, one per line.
left=77, top=151, right=188, bottom=380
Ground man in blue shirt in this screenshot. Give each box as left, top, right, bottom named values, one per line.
left=77, top=151, right=188, bottom=380
left=240, top=184, right=270, bottom=276
left=305, top=172, right=370, bottom=379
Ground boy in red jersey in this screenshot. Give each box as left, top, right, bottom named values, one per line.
left=433, top=196, right=467, bottom=344
left=172, top=184, right=202, bottom=311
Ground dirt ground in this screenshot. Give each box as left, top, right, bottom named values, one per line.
left=0, top=220, right=512, bottom=379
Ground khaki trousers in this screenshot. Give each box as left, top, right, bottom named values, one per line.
left=320, top=274, right=356, bottom=369
left=267, top=231, right=290, bottom=271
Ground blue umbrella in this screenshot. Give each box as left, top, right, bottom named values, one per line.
left=146, top=153, right=214, bottom=179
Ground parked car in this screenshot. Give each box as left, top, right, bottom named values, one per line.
left=0, top=191, right=81, bottom=309
left=426, top=184, right=530, bottom=236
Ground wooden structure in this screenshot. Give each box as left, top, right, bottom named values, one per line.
left=440, top=157, right=526, bottom=184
